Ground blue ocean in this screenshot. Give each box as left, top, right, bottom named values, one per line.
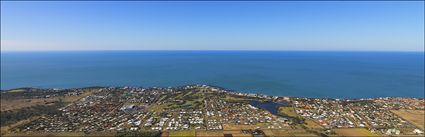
left=1, top=51, right=424, bottom=99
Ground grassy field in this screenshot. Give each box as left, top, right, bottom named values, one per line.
left=147, top=103, right=167, bottom=112
left=3, top=132, right=85, bottom=137
left=270, top=129, right=317, bottom=137
left=391, top=109, right=424, bottom=130
left=1, top=98, right=59, bottom=111
left=223, top=96, right=249, bottom=102
left=7, top=89, right=26, bottom=93
left=169, top=130, right=196, bottom=137
left=222, top=124, right=260, bottom=130
left=196, top=130, right=224, bottom=137
left=62, top=89, right=97, bottom=103
left=333, top=128, right=379, bottom=137
left=1, top=89, right=95, bottom=111
left=278, top=107, right=298, bottom=117
left=304, top=119, right=323, bottom=129
left=398, top=128, right=425, bottom=136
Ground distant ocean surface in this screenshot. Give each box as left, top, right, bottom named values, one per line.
left=1, top=51, right=424, bottom=99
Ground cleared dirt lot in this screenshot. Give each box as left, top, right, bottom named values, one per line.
left=222, top=130, right=251, bottom=137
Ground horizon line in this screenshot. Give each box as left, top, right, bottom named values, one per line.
left=1, top=49, right=424, bottom=53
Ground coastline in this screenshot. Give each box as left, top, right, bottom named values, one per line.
left=2, top=85, right=424, bottom=100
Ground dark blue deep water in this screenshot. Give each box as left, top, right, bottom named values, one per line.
left=1, top=51, right=424, bottom=98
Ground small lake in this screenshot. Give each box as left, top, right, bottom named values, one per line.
left=249, top=100, right=289, bottom=115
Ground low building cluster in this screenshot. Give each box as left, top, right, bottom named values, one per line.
left=292, top=97, right=424, bottom=135
left=17, top=86, right=289, bottom=133
left=13, top=85, right=424, bottom=136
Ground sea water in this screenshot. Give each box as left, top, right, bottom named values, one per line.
left=1, top=51, right=423, bottom=98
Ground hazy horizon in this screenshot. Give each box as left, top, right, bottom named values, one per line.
left=1, top=1, right=424, bottom=51
left=1, top=49, right=425, bottom=52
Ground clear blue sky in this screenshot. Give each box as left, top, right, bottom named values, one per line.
left=1, top=1, right=424, bottom=51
